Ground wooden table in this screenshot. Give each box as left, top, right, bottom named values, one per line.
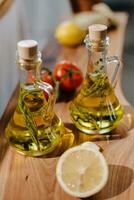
left=1, top=13, right=134, bottom=200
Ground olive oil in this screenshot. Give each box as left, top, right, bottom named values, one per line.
left=70, top=72, right=123, bottom=134
left=6, top=84, right=65, bottom=156
left=70, top=24, right=123, bottom=134
left=5, top=40, right=66, bottom=156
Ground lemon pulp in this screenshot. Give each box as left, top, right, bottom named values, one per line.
left=56, top=144, right=108, bottom=198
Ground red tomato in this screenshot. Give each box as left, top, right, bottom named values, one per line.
left=28, top=69, right=54, bottom=101
left=41, top=70, right=55, bottom=87
left=28, top=71, right=35, bottom=82
left=28, top=69, right=55, bottom=87
left=41, top=70, right=55, bottom=101
left=53, top=61, right=83, bottom=90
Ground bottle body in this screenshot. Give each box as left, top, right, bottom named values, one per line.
left=5, top=40, right=65, bottom=156
left=6, top=82, right=66, bottom=156
left=70, top=72, right=123, bottom=134
left=70, top=33, right=123, bottom=134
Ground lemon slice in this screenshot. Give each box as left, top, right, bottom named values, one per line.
left=56, top=142, right=108, bottom=198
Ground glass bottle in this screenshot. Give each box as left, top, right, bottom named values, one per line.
left=5, top=40, right=66, bottom=156
left=70, top=24, right=123, bottom=134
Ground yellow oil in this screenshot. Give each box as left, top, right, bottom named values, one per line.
left=70, top=71, right=123, bottom=134
left=5, top=83, right=66, bottom=156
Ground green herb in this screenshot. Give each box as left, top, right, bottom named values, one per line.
left=18, top=89, right=40, bottom=150
left=81, top=72, right=113, bottom=97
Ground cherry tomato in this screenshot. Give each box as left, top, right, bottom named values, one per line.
left=53, top=61, right=83, bottom=91
left=28, top=69, right=55, bottom=86
left=28, top=69, right=54, bottom=101
left=41, top=69, right=55, bottom=101
left=41, top=69, right=55, bottom=87
left=28, top=71, right=35, bottom=82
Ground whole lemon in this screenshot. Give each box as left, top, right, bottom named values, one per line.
left=55, top=21, right=86, bottom=46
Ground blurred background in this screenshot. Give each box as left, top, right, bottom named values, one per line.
left=0, top=0, right=134, bottom=115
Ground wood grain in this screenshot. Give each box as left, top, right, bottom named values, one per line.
left=0, top=13, right=133, bottom=200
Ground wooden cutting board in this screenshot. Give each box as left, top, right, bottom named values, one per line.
left=1, top=13, right=133, bottom=200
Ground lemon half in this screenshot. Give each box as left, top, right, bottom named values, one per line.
left=56, top=142, right=108, bottom=198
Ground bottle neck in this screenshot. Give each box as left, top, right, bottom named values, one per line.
left=17, top=52, right=42, bottom=86
left=87, top=48, right=108, bottom=74
left=84, top=35, right=109, bottom=74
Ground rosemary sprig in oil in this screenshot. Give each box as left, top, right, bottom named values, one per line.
left=18, top=89, right=40, bottom=150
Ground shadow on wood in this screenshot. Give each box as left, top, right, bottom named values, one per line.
left=82, top=164, right=134, bottom=200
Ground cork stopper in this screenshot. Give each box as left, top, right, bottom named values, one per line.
left=17, top=40, right=38, bottom=60
left=88, top=24, right=107, bottom=42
